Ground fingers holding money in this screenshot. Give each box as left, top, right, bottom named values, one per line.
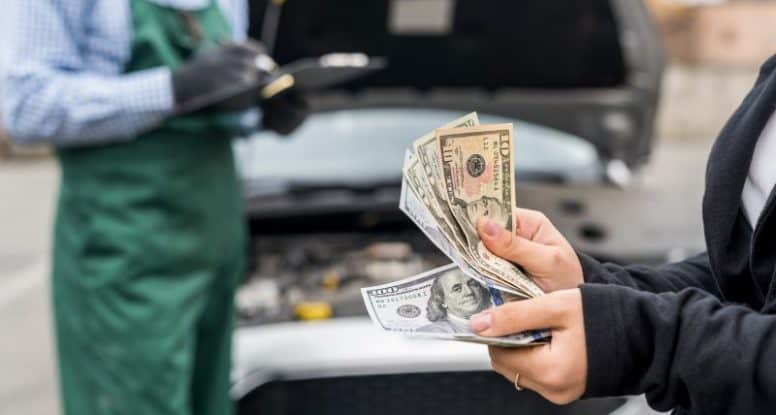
left=387, top=114, right=555, bottom=346
left=477, top=209, right=585, bottom=293
left=514, top=208, right=560, bottom=241
left=477, top=217, right=560, bottom=279
left=470, top=294, right=566, bottom=337
left=476, top=290, right=589, bottom=405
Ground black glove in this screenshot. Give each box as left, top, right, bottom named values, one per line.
left=172, top=41, right=267, bottom=114
left=261, top=92, right=309, bottom=135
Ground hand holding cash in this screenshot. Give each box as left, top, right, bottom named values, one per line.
left=361, top=113, right=551, bottom=347
left=361, top=113, right=590, bottom=399
left=476, top=289, right=588, bottom=403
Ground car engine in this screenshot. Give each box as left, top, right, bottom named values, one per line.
left=236, top=230, right=448, bottom=326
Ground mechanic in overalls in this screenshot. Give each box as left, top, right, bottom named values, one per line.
left=2, top=1, right=302, bottom=414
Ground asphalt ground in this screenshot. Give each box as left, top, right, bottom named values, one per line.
left=0, top=139, right=711, bottom=414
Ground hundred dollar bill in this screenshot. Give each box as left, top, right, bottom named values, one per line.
left=436, top=124, right=543, bottom=297
left=361, top=264, right=550, bottom=347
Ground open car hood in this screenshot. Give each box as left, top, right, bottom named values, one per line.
left=254, top=0, right=626, bottom=89
left=249, top=0, right=664, bottom=170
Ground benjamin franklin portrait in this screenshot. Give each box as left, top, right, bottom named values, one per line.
left=421, top=269, right=492, bottom=333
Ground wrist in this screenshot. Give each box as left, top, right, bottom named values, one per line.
left=114, top=67, right=176, bottom=132
left=159, top=68, right=176, bottom=115
left=576, top=251, right=612, bottom=285
left=171, top=64, right=197, bottom=113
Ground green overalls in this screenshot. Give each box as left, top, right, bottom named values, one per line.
left=53, top=1, right=245, bottom=414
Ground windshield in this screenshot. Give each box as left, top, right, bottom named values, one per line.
left=235, top=109, right=599, bottom=186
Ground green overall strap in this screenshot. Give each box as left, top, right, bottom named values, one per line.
left=52, top=1, right=245, bottom=414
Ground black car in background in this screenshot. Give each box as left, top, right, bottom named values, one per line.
left=232, top=1, right=665, bottom=414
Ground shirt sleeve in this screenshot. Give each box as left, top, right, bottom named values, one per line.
left=1, top=0, right=174, bottom=147
left=577, top=251, right=723, bottom=298
left=221, top=0, right=249, bottom=42
left=580, top=284, right=776, bottom=414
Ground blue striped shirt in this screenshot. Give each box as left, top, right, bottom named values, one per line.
left=2, top=0, right=250, bottom=147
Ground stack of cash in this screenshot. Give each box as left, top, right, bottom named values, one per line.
left=361, top=113, right=549, bottom=347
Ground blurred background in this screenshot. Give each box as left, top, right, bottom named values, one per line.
left=1, top=0, right=774, bottom=414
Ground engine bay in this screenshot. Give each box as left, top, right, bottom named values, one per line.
left=237, top=228, right=448, bottom=326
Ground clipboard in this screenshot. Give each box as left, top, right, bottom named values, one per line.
left=260, top=53, right=387, bottom=99
left=176, top=53, right=386, bottom=114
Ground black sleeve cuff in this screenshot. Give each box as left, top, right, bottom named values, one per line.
left=577, top=251, right=616, bottom=285
left=579, top=283, right=630, bottom=398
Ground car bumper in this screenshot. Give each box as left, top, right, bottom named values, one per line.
left=232, top=318, right=662, bottom=415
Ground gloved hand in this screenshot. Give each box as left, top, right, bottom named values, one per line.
left=260, top=92, right=309, bottom=135
left=172, top=41, right=267, bottom=114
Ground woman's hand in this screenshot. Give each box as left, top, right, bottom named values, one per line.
left=477, top=208, right=583, bottom=293
left=471, top=289, right=588, bottom=405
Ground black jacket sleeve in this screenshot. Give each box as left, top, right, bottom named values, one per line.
left=581, top=284, right=776, bottom=414
left=578, top=251, right=722, bottom=298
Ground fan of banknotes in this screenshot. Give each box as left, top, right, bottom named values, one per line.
left=361, top=113, right=550, bottom=347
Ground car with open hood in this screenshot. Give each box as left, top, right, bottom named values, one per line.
left=232, top=1, right=664, bottom=414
